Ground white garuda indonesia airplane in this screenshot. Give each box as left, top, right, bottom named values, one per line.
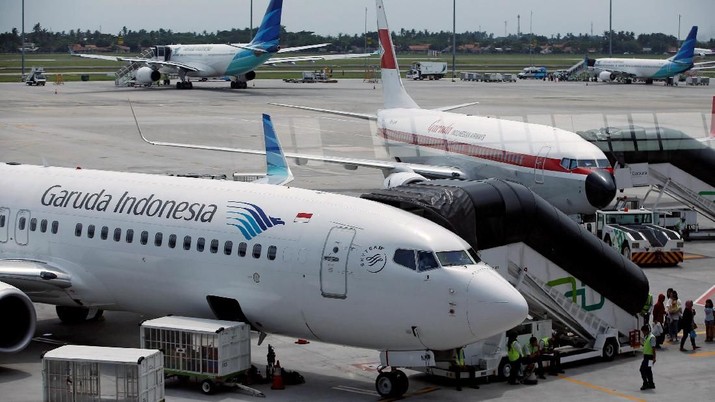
left=0, top=114, right=527, bottom=398
left=74, top=0, right=369, bottom=89
left=593, top=26, right=715, bottom=84
left=138, top=0, right=618, bottom=216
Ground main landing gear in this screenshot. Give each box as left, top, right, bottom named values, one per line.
left=230, top=80, right=248, bottom=89
left=375, top=367, right=409, bottom=398
left=176, top=81, right=193, bottom=89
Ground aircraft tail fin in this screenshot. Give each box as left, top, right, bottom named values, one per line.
left=376, top=0, right=419, bottom=110
left=250, top=0, right=283, bottom=50
left=255, top=114, right=293, bottom=186
left=671, top=26, right=697, bottom=64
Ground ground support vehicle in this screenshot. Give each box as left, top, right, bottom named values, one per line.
left=24, top=67, right=47, bottom=86
left=406, top=61, right=447, bottom=80
left=141, top=316, right=252, bottom=395
left=517, top=66, right=547, bottom=79
left=590, top=208, right=683, bottom=266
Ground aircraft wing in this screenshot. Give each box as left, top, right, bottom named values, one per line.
left=269, top=102, right=376, bottom=120
left=432, top=102, right=480, bottom=112
left=265, top=52, right=374, bottom=65
left=0, top=260, right=72, bottom=293
left=692, top=61, right=715, bottom=71
left=73, top=54, right=202, bottom=72
left=277, top=43, right=332, bottom=53
left=137, top=124, right=465, bottom=180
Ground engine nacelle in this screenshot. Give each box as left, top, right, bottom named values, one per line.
left=135, top=67, right=161, bottom=84
left=383, top=171, right=428, bottom=188
left=0, top=282, right=36, bottom=353
left=598, top=71, right=616, bottom=82
left=240, top=71, right=256, bottom=81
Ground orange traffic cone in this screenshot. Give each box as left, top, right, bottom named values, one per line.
left=271, top=360, right=285, bottom=390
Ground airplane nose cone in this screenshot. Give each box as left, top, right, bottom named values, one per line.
left=467, top=268, right=528, bottom=339
left=585, top=170, right=616, bottom=209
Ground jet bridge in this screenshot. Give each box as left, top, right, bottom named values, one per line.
left=362, top=179, right=648, bottom=370
left=578, top=126, right=715, bottom=224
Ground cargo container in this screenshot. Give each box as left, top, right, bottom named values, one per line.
left=140, top=316, right=251, bottom=394
left=42, top=345, right=164, bottom=402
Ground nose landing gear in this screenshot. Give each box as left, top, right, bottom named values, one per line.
left=375, top=368, right=409, bottom=398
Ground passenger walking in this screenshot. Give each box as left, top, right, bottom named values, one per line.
left=679, top=300, right=700, bottom=351
left=651, top=293, right=667, bottom=348
left=667, top=291, right=682, bottom=342
left=705, top=299, right=714, bottom=342
left=639, top=324, right=656, bottom=390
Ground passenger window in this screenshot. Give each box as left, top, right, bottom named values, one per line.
left=0, top=214, right=5, bottom=228
left=87, top=224, right=95, bottom=239
left=40, top=219, right=48, bottom=233
left=197, top=237, right=205, bottom=252
left=18, top=217, right=26, bottom=230
left=114, top=228, right=122, bottom=242
left=168, top=234, right=177, bottom=249
left=183, top=236, right=191, bottom=250
left=224, top=241, right=233, bottom=255
left=126, top=229, right=134, bottom=243
left=101, top=226, right=109, bottom=240
left=417, top=251, right=440, bottom=271
left=30, top=218, right=37, bottom=231
left=155, top=233, right=163, bottom=247
left=252, top=244, right=262, bottom=258
left=238, top=242, right=247, bottom=257
left=393, top=249, right=416, bottom=270
left=51, top=221, right=59, bottom=234
left=140, top=231, right=149, bottom=245
left=210, top=239, right=219, bottom=254
left=267, top=245, right=277, bottom=260
left=75, top=223, right=82, bottom=237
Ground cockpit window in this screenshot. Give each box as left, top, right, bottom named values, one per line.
left=436, top=250, right=475, bottom=267
left=418, top=251, right=440, bottom=271
left=597, top=159, right=611, bottom=168
left=394, top=249, right=416, bottom=270
left=577, top=159, right=597, bottom=168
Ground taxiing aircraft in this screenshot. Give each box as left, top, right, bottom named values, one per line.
left=142, top=0, right=617, bottom=216
left=593, top=26, right=715, bottom=84
left=0, top=115, right=527, bottom=398
left=74, top=0, right=369, bottom=89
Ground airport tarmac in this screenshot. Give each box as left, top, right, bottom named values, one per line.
left=1, top=78, right=715, bottom=401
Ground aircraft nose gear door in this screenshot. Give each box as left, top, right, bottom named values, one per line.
left=534, top=145, right=551, bottom=184
left=320, top=227, right=355, bottom=299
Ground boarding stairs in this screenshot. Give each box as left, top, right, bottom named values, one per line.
left=647, top=167, right=715, bottom=224
left=563, top=58, right=589, bottom=79
left=511, top=262, right=612, bottom=342
left=115, top=47, right=155, bottom=87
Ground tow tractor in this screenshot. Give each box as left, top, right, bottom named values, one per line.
left=588, top=203, right=683, bottom=266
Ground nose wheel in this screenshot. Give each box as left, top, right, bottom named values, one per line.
left=375, top=369, right=408, bottom=398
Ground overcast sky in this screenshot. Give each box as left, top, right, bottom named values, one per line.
left=2, top=0, right=713, bottom=42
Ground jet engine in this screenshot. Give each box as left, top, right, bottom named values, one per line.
left=598, top=71, right=616, bottom=82
left=0, top=282, right=37, bottom=353
left=242, top=71, right=257, bottom=81
left=383, top=171, right=427, bottom=188
left=135, top=67, right=161, bottom=85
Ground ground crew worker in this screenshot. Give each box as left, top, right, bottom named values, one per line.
left=452, top=347, right=479, bottom=391
left=521, top=337, right=541, bottom=382
left=640, top=324, right=656, bottom=390
left=539, top=334, right=565, bottom=375
left=507, top=334, right=523, bottom=385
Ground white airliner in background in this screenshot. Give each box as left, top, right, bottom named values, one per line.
left=141, top=0, right=617, bottom=216
left=74, top=0, right=370, bottom=89
left=0, top=114, right=527, bottom=398
left=594, top=26, right=715, bottom=84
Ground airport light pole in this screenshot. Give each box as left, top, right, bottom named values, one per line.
left=678, top=14, right=681, bottom=41
left=452, top=0, right=456, bottom=82
left=21, top=0, right=25, bottom=80
left=608, top=0, right=612, bottom=56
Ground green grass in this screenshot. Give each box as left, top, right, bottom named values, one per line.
left=0, top=52, right=711, bottom=83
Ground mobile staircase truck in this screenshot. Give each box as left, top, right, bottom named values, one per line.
left=362, top=179, right=649, bottom=382
left=24, top=67, right=47, bottom=86
left=406, top=61, right=448, bottom=80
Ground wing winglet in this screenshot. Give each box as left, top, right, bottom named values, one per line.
left=255, top=114, right=294, bottom=186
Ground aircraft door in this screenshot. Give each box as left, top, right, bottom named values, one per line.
left=0, top=207, right=9, bottom=243
left=320, top=227, right=355, bottom=299
left=15, top=209, right=30, bottom=246
left=534, top=146, right=551, bottom=184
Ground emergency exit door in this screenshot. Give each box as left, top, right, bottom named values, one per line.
left=320, top=227, right=355, bottom=299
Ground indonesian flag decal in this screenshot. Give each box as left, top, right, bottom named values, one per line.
left=294, top=212, right=313, bottom=223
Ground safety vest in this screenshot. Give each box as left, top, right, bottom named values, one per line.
left=508, top=340, right=521, bottom=361
left=456, top=348, right=465, bottom=366
left=641, top=293, right=653, bottom=316
left=643, top=334, right=654, bottom=356
left=541, top=337, right=550, bottom=348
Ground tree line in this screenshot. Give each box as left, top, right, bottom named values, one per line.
left=1, top=23, right=712, bottom=55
